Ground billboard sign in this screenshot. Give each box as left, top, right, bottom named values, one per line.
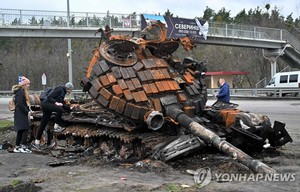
left=141, top=14, right=208, bottom=40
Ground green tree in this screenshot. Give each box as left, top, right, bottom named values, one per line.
left=78, top=17, right=87, bottom=26
left=202, top=6, right=215, bottom=20
left=51, top=16, right=59, bottom=26
left=295, top=18, right=300, bottom=28
left=164, top=9, right=173, bottom=17
left=90, top=14, right=101, bottom=27
left=247, top=6, right=263, bottom=25
left=29, top=16, right=38, bottom=26
left=213, top=7, right=232, bottom=23
left=269, top=6, right=285, bottom=25
left=39, top=18, right=44, bottom=25
left=11, top=18, right=21, bottom=25
left=285, top=13, right=294, bottom=29
left=234, top=9, right=248, bottom=24
left=70, top=14, right=75, bottom=26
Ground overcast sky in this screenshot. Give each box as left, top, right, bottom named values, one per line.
left=1, top=0, right=300, bottom=19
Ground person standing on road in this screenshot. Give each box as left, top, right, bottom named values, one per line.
left=33, top=82, right=75, bottom=149
left=216, top=78, right=230, bottom=103
left=12, top=76, right=32, bottom=153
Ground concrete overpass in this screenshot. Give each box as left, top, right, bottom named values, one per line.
left=1, top=8, right=300, bottom=76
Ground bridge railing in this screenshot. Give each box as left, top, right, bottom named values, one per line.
left=0, top=8, right=141, bottom=29
left=207, top=22, right=285, bottom=41
left=282, top=29, right=300, bottom=52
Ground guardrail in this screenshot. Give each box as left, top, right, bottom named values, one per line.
left=0, top=90, right=89, bottom=98
left=1, top=88, right=299, bottom=98
left=208, top=88, right=300, bottom=97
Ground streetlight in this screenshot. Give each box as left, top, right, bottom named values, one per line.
left=67, top=0, right=73, bottom=84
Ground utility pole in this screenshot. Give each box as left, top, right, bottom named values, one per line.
left=67, top=0, right=73, bottom=84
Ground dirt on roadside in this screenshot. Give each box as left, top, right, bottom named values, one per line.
left=0, top=123, right=299, bottom=192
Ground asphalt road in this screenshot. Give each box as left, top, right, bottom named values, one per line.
left=0, top=98, right=14, bottom=120
left=207, top=98, right=300, bottom=140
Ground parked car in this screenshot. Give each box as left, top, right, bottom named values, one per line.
left=266, top=71, right=300, bottom=96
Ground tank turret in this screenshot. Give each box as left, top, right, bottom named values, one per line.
left=81, top=21, right=207, bottom=131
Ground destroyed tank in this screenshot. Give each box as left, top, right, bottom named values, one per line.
left=31, top=20, right=292, bottom=173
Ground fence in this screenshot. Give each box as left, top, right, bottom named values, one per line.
left=1, top=88, right=299, bottom=98
left=0, top=8, right=140, bottom=29
left=208, top=88, right=300, bottom=97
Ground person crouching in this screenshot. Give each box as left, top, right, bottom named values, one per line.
left=33, top=82, right=75, bottom=149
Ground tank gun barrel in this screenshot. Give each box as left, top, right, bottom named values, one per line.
left=164, top=103, right=276, bottom=174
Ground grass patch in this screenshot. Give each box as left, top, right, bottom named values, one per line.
left=11, top=179, right=21, bottom=188
left=0, top=120, right=13, bottom=131
left=0, top=180, right=42, bottom=192
left=164, top=183, right=182, bottom=192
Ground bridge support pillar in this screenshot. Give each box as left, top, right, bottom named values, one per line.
left=263, top=48, right=284, bottom=78
left=67, top=39, right=73, bottom=84
left=270, top=60, right=277, bottom=77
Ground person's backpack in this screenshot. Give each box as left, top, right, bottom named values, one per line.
left=40, top=87, right=53, bottom=102
left=8, top=97, right=15, bottom=111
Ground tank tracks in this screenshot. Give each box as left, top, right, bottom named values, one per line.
left=30, top=103, right=173, bottom=160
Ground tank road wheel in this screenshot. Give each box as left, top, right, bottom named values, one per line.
left=117, top=143, right=134, bottom=159
left=134, top=143, right=147, bottom=160
left=99, top=139, right=115, bottom=156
